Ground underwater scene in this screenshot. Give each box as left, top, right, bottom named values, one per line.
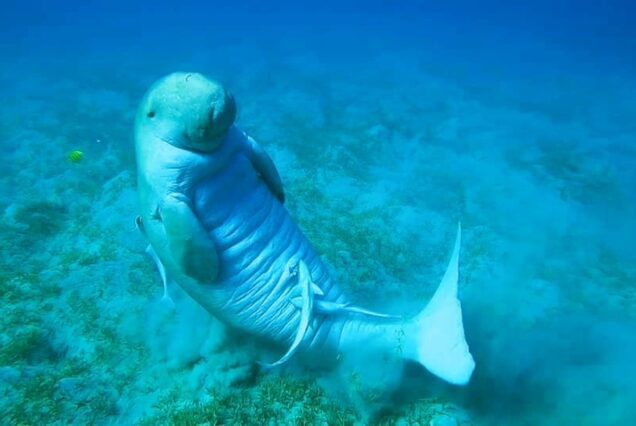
left=1, top=0, right=635, bottom=424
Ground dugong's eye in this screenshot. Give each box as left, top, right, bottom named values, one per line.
left=147, top=111, right=156, bottom=118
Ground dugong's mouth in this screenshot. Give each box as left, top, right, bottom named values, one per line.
left=154, top=133, right=214, bottom=155
left=153, top=133, right=177, bottom=146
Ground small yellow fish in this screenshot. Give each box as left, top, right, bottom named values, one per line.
left=67, top=150, right=83, bottom=163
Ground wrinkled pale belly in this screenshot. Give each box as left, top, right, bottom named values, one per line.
left=193, top=161, right=347, bottom=351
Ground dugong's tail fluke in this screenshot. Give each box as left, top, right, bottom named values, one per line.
left=407, top=223, right=475, bottom=385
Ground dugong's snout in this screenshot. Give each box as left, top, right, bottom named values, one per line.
left=135, top=72, right=236, bottom=152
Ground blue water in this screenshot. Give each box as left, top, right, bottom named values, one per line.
left=1, top=1, right=635, bottom=424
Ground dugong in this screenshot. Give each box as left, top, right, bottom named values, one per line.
left=134, top=72, right=475, bottom=385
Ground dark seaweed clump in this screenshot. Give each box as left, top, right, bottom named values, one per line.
left=11, top=201, right=68, bottom=248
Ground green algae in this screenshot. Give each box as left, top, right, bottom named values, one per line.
left=13, top=201, right=68, bottom=237
left=0, top=326, right=48, bottom=365
left=140, top=373, right=459, bottom=425
left=141, top=375, right=357, bottom=426
left=506, top=139, right=625, bottom=207
left=6, top=361, right=120, bottom=425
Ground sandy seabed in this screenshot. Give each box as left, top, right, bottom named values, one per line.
left=1, top=42, right=635, bottom=425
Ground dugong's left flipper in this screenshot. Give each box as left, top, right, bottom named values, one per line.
left=244, top=136, right=285, bottom=203
left=161, top=193, right=219, bottom=284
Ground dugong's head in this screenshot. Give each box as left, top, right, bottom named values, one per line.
left=136, top=72, right=236, bottom=152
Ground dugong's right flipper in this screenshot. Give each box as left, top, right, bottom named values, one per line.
left=161, top=193, right=219, bottom=284
left=244, top=136, right=285, bottom=203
